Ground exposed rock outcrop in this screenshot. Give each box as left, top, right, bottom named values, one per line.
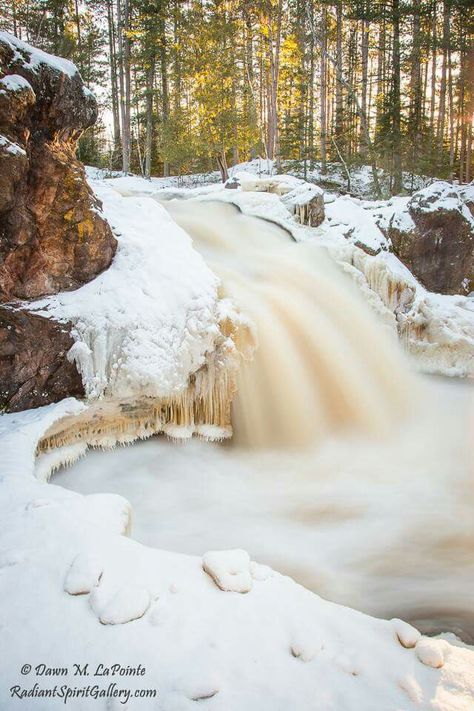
left=0, top=307, right=84, bottom=412
left=0, top=33, right=115, bottom=412
left=0, top=32, right=116, bottom=301
left=382, top=182, right=474, bottom=295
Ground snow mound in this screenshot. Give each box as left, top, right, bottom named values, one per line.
left=202, top=549, right=253, bottom=593
left=415, top=638, right=450, bottom=669
left=90, top=582, right=151, bottom=625
left=64, top=551, right=103, bottom=595
left=392, top=618, right=422, bottom=648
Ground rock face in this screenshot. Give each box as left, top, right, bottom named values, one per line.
left=0, top=33, right=117, bottom=412
left=293, top=192, right=325, bottom=227
left=0, top=307, right=84, bottom=412
left=384, top=182, right=474, bottom=295
left=0, top=31, right=116, bottom=301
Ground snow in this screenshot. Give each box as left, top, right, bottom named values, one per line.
left=415, top=639, right=450, bottom=669
left=0, top=31, right=78, bottom=77
left=202, top=549, right=253, bottom=593
left=324, top=195, right=390, bottom=253
left=0, top=133, right=26, bottom=156
left=373, top=182, right=474, bottom=235
left=0, top=72, right=34, bottom=93
left=1, top=399, right=474, bottom=709
left=392, top=619, right=422, bottom=648
left=29, top=180, right=221, bottom=400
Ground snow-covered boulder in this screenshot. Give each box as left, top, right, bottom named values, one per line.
left=378, top=182, right=474, bottom=295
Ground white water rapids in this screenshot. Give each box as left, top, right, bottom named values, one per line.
left=55, top=198, right=474, bottom=640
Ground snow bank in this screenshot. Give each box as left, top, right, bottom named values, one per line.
left=0, top=403, right=473, bottom=710
left=29, top=181, right=221, bottom=401
left=325, top=195, right=390, bottom=254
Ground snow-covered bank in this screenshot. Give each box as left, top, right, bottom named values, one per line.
left=87, top=157, right=433, bottom=199
left=1, top=400, right=474, bottom=710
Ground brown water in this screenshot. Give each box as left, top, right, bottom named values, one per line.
left=164, top=199, right=413, bottom=448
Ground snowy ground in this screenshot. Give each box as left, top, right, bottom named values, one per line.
left=87, top=157, right=433, bottom=200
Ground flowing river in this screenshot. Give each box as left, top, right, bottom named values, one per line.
left=55, top=197, right=474, bottom=641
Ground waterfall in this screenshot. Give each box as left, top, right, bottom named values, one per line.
left=163, top=199, right=413, bottom=448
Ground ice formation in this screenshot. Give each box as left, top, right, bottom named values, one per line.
left=31, top=182, right=253, bottom=452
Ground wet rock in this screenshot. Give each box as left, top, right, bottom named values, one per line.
left=0, top=32, right=116, bottom=301
left=0, top=306, right=84, bottom=412
left=384, top=182, right=474, bottom=295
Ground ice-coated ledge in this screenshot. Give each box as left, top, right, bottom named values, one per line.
left=0, top=402, right=473, bottom=710
left=28, top=181, right=221, bottom=401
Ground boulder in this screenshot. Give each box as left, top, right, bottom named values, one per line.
left=0, top=32, right=116, bottom=301
left=0, top=307, right=84, bottom=412
left=384, top=182, right=474, bottom=295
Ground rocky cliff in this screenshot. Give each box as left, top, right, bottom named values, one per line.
left=0, top=32, right=116, bottom=410
left=0, top=32, right=116, bottom=300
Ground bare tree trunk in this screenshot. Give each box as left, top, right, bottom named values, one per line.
left=359, top=18, right=369, bottom=158
left=159, top=12, right=169, bottom=177
left=217, top=152, right=229, bottom=182
left=335, top=0, right=344, bottom=147
left=465, top=41, right=474, bottom=182
left=391, top=0, right=403, bottom=194
left=436, top=0, right=450, bottom=154
left=107, top=0, right=121, bottom=160
left=118, top=0, right=131, bottom=173
left=320, top=6, right=327, bottom=173
left=144, top=57, right=155, bottom=179
left=264, top=0, right=283, bottom=168
left=448, top=45, right=455, bottom=178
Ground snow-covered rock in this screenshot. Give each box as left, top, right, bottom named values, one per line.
left=202, top=549, right=253, bottom=593
left=374, top=182, right=474, bottom=295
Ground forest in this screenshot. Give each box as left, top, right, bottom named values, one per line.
left=0, top=0, right=472, bottom=192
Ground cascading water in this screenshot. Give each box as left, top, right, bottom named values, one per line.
left=55, top=194, right=474, bottom=639
left=162, top=198, right=413, bottom=447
